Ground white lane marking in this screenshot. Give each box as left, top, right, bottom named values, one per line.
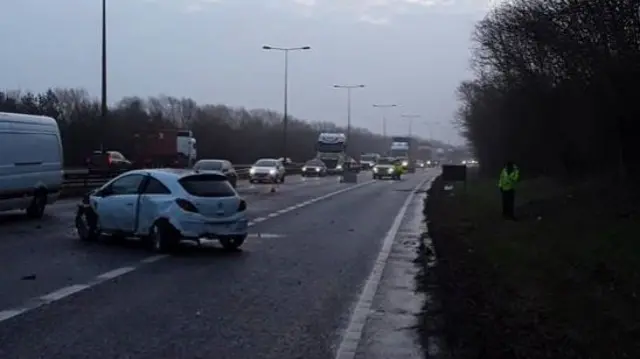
left=40, top=284, right=90, bottom=302
left=334, top=175, right=434, bottom=359
left=0, top=177, right=378, bottom=324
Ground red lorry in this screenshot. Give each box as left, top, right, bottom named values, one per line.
left=132, top=129, right=197, bottom=168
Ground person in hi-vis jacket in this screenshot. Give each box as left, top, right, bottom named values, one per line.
left=498, top=161, right=520, bottom=220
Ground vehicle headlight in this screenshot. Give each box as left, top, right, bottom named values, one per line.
left=427, top=161, right=431, bottom=164
left=269, top=169, right=276, bottom=175
left=373, top=167, right=379, bottom=172
left=387, top=168, right=394, bottom=173
left=302, top=166, right=307, bottom=171
left=249, top=168, right=256, bottom=175
left=402, top=161, right=408, bottom=166
left=315, top=167, right=320, bottom=172
left=336, top=165, right=342, bottom=170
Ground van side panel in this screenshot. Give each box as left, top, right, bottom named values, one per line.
left=0, top=113, right=64, bottom=212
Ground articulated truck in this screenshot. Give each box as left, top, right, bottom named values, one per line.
left=316, top=132, right=347, bottom=174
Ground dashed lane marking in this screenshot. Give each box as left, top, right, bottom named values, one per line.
left=0, top=177, right=379, bottom=324
left=334, top=174, right=435, bottom=359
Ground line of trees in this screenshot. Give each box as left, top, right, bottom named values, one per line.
left=0, top=88, right=434, bottom=167
left=456, top=0, right=640, bottom=178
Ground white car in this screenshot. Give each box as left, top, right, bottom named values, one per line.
left=75, top=168, right=249, bottom=252
left=249, top=158, right=286, bottom=183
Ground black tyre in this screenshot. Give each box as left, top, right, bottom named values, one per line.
left=26, top=192, right=47, bottom=219
left=75, top=207, right=100, bottom=242
left=219, top=235, right=246, bottom=251
left=280, top=175, right=285, bottom=183
left=147, top=220, right=179, bottom=253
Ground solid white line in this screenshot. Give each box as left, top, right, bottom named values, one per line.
left=334, top=175, right=433, bottom=359
left=0, top=176, right=378, bottom=325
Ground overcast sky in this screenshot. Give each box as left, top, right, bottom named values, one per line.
left=1, top=0, right=496, bottom=145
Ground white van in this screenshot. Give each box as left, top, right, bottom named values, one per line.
left=0, top=112, right=64, bottom=218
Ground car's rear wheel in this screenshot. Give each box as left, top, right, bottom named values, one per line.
left=26, top=191, right=47, bottom=219
left=148, top=220, right=179, bottom=253
left=219, top=235, right=246, bottom=251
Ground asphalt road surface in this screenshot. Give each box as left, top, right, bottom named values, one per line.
left=0, top=170, right=437, bottom=359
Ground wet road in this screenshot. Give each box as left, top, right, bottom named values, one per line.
left=0, top=170, right=437, bottom=359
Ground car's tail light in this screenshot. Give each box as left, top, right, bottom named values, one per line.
left=175, top=198, right=199, bottom=213
left=107, top=155, right=113, bottom=165
left=238, top=200, right=246, bottom=212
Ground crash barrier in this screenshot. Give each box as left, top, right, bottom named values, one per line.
left=62, top=163, right=304, bottom=198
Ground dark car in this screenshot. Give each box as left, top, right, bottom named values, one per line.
left=193, top=159, right=238, bottom=187
left=301, top=159, right=328, bottom=177
left=86, top=150, right=132, bottom=175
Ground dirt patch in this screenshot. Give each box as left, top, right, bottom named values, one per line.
left=423, top=171, right=640, bottom=359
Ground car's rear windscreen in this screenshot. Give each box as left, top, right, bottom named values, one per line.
left=179, top=174, right=235, bottom=197
left=194, top=161, right=223, bottom=171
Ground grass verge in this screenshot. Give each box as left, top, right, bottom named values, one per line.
left=425, top=170, right=640, bottom=359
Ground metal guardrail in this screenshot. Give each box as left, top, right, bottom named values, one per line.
left=62, top=163, right=304, bottom=196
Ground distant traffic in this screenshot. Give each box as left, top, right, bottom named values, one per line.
left=0, top=112, right=459, bottom=224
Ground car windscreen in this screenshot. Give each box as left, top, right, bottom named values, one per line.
left=179, top=174, right=236, bottom=197
left=194, top=161, right=223, bottom=171
left=255, top=160, right=277, bottom=167
left=361, top=155, right=376, bottom=161
left=305, top=160, right=323, bottom=166
left=377, top=159, right=393, bottom=165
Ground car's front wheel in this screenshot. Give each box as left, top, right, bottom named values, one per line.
left=219, top=235, right=246, bottom=251
left=76, top=206, right=100, bottom=242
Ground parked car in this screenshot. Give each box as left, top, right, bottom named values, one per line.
left=75, top=168, right=249, bottom=252
left=87, top=150, right=132, bottom=174
left=301, top=159, right=327, bottom=177
left=193, top=159, right=238, bottom=187
left=249, top=158, right=286, bottom=183
left=0, top=112, right=64, bottom=218
left=372, top=157, right=403, bottom=180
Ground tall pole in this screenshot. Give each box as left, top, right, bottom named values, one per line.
left=262, top=45, right=311, bottom=160
left=401, top=114, right=421, bottom=139
left=283, top=50, right=288, bottom=159
left=101, top=0, right=107, bottom=151
left=347, top=88, right=351, bottom=138
left=373, top=104, right=397, bottom=138
left=333, top=84, right=365, bottom=150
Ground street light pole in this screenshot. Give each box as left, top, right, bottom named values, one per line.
left=401, top=114, right=421, bottom=138
left=101, top=0, right=107, bottom=151
left=333, top=84, right=365, bottom=141
left=372, top=104, right=397, bottom=138
left=262, top=45, right=311, bottom=160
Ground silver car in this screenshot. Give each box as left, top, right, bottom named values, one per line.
left=249, top=158, right=286, bottom=183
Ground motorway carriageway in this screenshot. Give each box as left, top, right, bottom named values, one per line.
left=0, top=170, right=438, bottom=359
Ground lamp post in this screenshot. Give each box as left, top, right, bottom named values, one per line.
left=100, top=0, right=107, bottom=151
left=333, top=84, right=365, bottom=140
left=401, top=114, right=421, bottom=138
left=372, top=104, right=397, bottom=138
left=262, top=45, right=311, bottom=160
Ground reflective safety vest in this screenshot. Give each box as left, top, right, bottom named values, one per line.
left=393, top=163, right=404, bottom=173
left=498, top=166, right=520, bottom=190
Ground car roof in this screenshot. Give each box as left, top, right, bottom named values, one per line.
left=195, top=159, right=226, bottom=164
left=126, top=168, right=226, bottom=181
